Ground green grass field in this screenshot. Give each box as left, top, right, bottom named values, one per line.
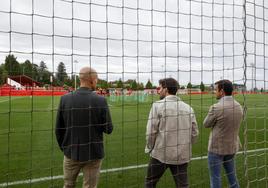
left=0, top=94, right=267, bottom=188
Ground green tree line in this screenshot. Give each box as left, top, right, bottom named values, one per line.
left=0, top=54, right=157, bottom=90
left=0, top=54, right=77, bottom=87
left=1, top=54, right=211, bottom=91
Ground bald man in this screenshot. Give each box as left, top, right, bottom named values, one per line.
left=56, top=67, right=113, bottom=188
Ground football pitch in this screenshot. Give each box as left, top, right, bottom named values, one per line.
left=0, top=94, right=267, bottom=187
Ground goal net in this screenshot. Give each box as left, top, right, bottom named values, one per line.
left=0, top=0, right=267, bottom=187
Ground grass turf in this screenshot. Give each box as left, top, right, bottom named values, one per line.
left=0, top=94, right=267, bottom=187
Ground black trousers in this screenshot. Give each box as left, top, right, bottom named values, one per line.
left=145, top=158, right=189, bottom=188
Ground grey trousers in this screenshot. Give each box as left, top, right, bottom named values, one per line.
left=63, top=156, right=102, bottom=188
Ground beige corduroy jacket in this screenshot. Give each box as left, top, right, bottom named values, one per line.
left=145, top=95, right=199, bottom=165
left=203, top=96, right=243, bottom=155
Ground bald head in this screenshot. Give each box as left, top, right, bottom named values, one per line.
left=79, top=67, right=98, bottom=89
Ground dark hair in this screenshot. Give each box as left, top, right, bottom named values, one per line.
left=215, top=79, right=233, bottom=96
left=159, top=78, right=178, bottom=95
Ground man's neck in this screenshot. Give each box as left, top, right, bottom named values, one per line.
left=79, top=84, right=93, bottom=89
left=165, top=93, right=172, bottom=97
left=219, top=95, right=233, bottom=100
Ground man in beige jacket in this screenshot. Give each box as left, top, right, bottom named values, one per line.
left=204, top=79, right=243, bottom=188
left=145, top=78, right=199, bottom=188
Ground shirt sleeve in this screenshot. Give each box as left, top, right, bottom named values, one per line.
left=101, top=98, right=113, bottom=134
left=191, top=109, right=199, bottom=144
left=145, top=103, right=159, bottom=153
left=55, top=97, right=65, bottom=151
left=203, top=105, right=217, bottom=128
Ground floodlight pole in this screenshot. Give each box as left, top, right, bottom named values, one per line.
left=50, top=75, right=53, bottom=84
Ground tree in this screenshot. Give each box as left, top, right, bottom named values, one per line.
left=32, top=64, right=39, bottom=81
left=16, top=60, right=39, bottom=81
left=64, top=77, right=73, bottom=87
left=145, top=79, right=153, bottom=89
left=137, top=82, right=144, bottom=90
left=69, top=74, right=80, bottom=88
left=0, top=64, right=8, bottom=85
left=116, top=78, right=123, bottom=88
left=39, top=61, right=47, bottom=71
left=4, top=54, right=20, bottom=76
left=56, top=62, right=68, bottom=86
left=200, top=81, right=205, bottom=92
left=98, top=79, right=108, bottom=89
left=108, top=82, right=113, bottom=88
left=124, top=79, right=135, bottom=89
left=187, top=82, right=192, bottom=89
left=0, top=65, right=3, bottom=84
left=21, top=60, right=31, bottom=76
left=131, top=80, right=138, bottom=90
left=38, top=61, right=52, bottom=84
left=21, top=60, right=32, bottom=77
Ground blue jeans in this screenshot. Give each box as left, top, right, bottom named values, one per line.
left=208, top=152, right=240, bottom=188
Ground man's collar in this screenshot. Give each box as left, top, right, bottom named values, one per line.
left=164, top=95, right=181, bottom=101
left=219, top=95, right=233, bottom=102
left=77, top=87, right=93, bottom=91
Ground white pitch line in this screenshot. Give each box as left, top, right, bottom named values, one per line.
left=0, top=147, right=267, bottom=187
left=0, top=97, right=26, bottom=103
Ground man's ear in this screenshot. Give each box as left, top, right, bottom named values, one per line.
left=164, top=88, right=168, bottom=94
left=220, top=89, right=224, bottom=95
left=90, top=78, right=97, bottom=85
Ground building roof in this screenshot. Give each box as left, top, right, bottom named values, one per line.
left=8, top=75, right=42, bottom=87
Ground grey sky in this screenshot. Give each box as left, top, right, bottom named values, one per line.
left=0, top=0, right=267, bottom=89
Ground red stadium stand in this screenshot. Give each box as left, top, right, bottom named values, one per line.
left=0, top=76, right=68, bottom=96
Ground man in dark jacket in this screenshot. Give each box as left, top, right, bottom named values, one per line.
left=56, top=67, right=113, bottom=188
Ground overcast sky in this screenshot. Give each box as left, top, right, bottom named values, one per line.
left=0, top=0, right=267, bottom=88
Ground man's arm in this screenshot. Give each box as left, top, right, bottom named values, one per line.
left=191, top=111, right=199, bottom=144
left=101, top=98, right=113, bottom=134
left=203, top=105, right=217, bottom=128
left=145, top=103, right=159, bottom=153
left=55, top=97, right=65, bottom=151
